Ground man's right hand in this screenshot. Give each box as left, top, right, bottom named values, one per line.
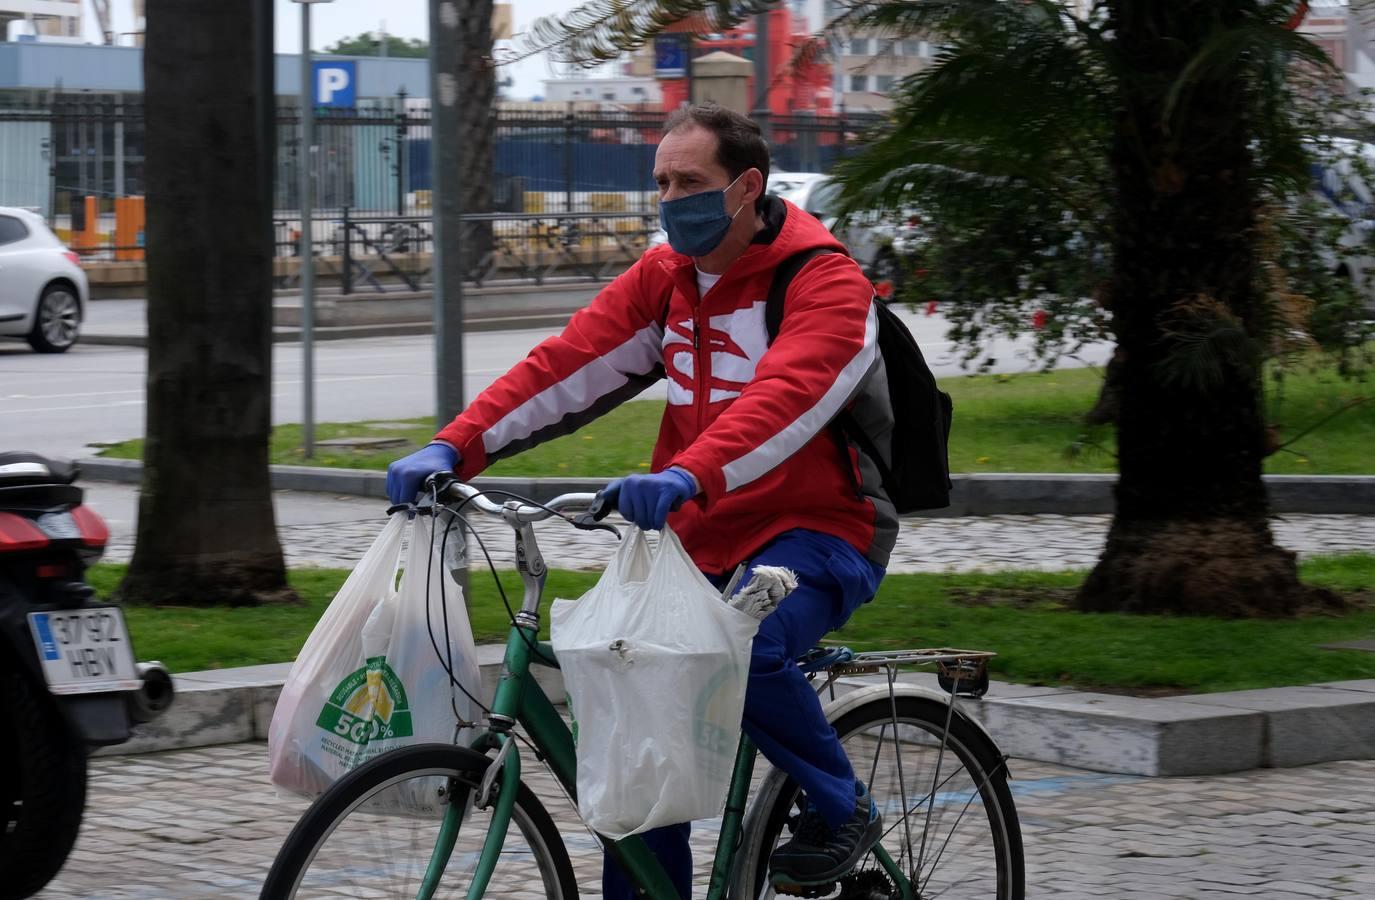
left=386, top=443, right=459, bottom=506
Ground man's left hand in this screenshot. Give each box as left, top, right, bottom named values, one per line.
left=602, top=468, right=697, bottom=531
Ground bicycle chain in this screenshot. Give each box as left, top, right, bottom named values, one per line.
left=771, top=869, right=899, bottom=900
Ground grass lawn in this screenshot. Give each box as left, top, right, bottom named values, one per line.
left=89, top=553, right=1375, bottom=695
left=96, top=361, right=1373, bottom=476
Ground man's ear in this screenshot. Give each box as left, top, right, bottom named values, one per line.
left=745, top=167, right=765, bottom=205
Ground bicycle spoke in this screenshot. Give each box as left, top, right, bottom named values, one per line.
left=272, top=760, right=571, bottom=899
left=886, top=667, right=916, bottom=875
left=917, top=781, right=993, bottom=897
left=866, top=720, right=888, bottom=796
left=916, top=675, right=961, bottom=880
left=878, top=763, right=968, bottom=846
left=790, top=701, right=1018, bottom=900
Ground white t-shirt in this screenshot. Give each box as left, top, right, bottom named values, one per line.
left=696, top=268, right=723, bottom=297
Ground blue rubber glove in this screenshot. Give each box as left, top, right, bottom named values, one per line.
left=386, top=442, right=459, bottom=506
left=602, top=468, right=697, bottom=531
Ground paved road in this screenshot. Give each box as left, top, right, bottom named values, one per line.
left=0, top=324, right=576, bottom=461
left=1, top=305, right=1112, bottom=461
left=34, top=742, right=1375, bottom=898
left=80, top=482, right=1375, bottom=575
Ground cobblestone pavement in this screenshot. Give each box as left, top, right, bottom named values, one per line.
left=101, top=508, right=1375, bottom=574
left=36, top=743, right=1375, bottom=899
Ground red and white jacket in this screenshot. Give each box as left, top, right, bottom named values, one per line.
left=436, top=197, right=899, bottom=574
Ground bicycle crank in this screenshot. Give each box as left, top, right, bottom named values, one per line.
left=769, top=877, right=838, bottom=899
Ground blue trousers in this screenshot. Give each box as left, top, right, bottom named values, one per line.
left=602, top=529, right=885, bottom=899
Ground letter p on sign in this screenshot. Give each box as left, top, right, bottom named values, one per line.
left=312, top=61, right=357, bottom=108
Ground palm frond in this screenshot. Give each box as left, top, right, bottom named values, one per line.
left=517, top=0, right=767, bottom=66
left=514, top=0, right=1067, bottom=68
left=1162, top=13, right=1336, bottom=130
left=828, top=2, right=1111, bottom=218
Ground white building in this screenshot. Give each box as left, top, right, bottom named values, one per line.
left=540, top=75, right=662, bottom=106
left=1, top=0, right=82, bottom=40
left=1291, top=1, right=1375, bottom=99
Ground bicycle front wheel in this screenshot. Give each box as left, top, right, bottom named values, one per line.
left=744, top=695, right=1024, bottom=900
left=261, top=744, right=578, bottom=899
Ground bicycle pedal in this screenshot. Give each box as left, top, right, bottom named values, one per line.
left=769, top=874, right=837, bottom=898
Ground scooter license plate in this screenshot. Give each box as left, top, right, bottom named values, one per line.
left=27, top=607, right=142, bottom=695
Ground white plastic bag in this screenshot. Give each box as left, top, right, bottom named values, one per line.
left=268, top=512, right=482, bottom=810
left=550, top=527, right=760, bottom=839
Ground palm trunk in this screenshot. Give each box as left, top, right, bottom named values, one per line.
left=1078, top=1, right=1322, bottom=616
left=456, top=0, right=496, bottom=274
left=117, top=0, right=294, bottom=607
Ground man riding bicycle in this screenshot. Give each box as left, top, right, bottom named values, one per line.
left=388, top=103, right=898, bottom=897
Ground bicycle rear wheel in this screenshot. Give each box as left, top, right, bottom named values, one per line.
left=261, top=744, right=578, bottom=899
left=743, top=695, right=1024, bottom=900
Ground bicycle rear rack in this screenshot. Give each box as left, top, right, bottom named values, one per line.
left=801, top=647, right=996, bottom=699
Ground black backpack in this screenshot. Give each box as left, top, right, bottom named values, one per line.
left=766, top=248, right=954, bottom=512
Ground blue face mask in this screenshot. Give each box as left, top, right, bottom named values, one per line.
left=659, top=173, right=748, bottom=257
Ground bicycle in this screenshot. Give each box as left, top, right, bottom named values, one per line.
left=261, top=478, right=1025, bottom=899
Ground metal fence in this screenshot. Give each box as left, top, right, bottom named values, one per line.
left=0, top=97, right=884, bottom=265
left=271, top=209, right=664, bottom=293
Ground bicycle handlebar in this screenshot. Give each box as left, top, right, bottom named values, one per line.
left=431, top=473, right=602, bottom=526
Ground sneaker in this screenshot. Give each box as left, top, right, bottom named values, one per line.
left=769, top=784, right=883, bottom=886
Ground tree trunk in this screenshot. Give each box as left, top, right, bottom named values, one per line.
left=456, top=0, right=496, bottom=275
left=1078, top=1, right=1326, bottom=617
left=117, top=0, right=295, bottom=607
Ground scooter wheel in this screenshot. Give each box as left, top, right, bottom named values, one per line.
left=0, top=658, right=88, bottom=899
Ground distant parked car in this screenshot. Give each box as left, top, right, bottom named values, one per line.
left=771, top=173, right=927, bottom=295
left=0, top=207, right=88, bottom=353
left=647, top=172, right=925, bottom=297
left=1311, top=138, right=1375, bottom=319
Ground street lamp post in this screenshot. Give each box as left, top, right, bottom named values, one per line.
left=293, top=0, right=333, bottom=458
left=395, top=87, right=408, bottom=217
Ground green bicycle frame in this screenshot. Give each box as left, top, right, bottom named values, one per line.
left=415, top=509, right=918, bottom=900
left=424, top=619, right=760, bottom=900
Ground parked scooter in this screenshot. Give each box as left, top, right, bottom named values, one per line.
left=0, top=452, right=174, bottom=899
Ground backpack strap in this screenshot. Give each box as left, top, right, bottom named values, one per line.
left=764, top=247, right=886, bottom=495
left=765, top=248, right=837, bottom=343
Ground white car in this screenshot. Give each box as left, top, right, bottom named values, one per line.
left=769, top=173, right=927, bottom=293
left=1311, top=139, right=1375, bottom=318
left=0, top=207, right=89, bottom=353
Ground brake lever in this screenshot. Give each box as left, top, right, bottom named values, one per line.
left=569, top=492, right=621, bottom=537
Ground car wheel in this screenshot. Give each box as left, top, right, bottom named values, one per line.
left=26, top=283, right=81, bottom=353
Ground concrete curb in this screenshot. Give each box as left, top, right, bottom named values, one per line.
left=80, top=312, right=576, bottom=349
left=75, top=458, right=1375, bottom=516
left=97, top=657, right=1375, bottom=778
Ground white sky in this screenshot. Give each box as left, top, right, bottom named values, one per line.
left=80, top=0, right=610, bottom=100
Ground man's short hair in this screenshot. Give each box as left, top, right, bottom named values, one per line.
left=663, top=104, right=771, bottom=211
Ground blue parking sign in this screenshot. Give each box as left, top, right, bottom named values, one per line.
left=655, top=36, right=687, bottom=78
left=313, top=60, right=357, bottom=108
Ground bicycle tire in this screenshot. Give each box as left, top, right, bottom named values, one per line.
left=0, top=658, right=87, bottom=900
left=739, top=695, right=1024, bottom=900
left=261, top=743, right=579, bottom=900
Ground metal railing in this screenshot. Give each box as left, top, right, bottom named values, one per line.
left=272, top=208, right=663, bottom=293
left=1, top=97, right=888, bottom=223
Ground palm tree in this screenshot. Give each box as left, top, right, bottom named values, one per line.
left=118, top=0, right=295, bottom=607
left=522, top=0, right=1348, bottom=616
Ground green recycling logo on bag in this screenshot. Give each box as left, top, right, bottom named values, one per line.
left=315, top=656, right=415, bottom=745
